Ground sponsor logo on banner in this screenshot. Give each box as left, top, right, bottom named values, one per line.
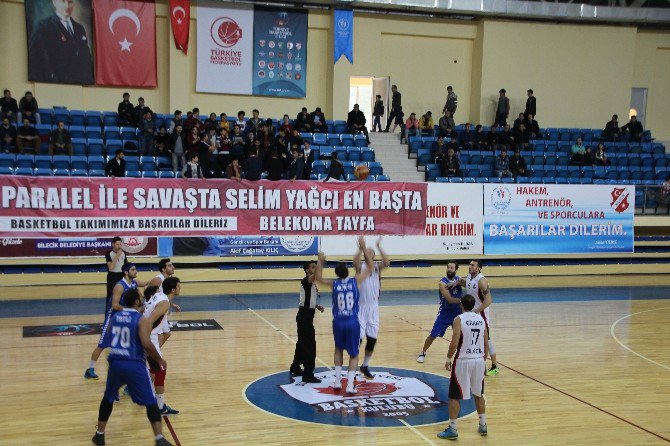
left=122, top=236, right=149, bottom=254
left=0, top=237, right=157, bottom=258
left=23, top=319, right=221, bottom=338
left=245, top=367, right=475, bottom=427
left=490, top=186, right=512, bottom=211
left=610, top=188, right=630, bottom=213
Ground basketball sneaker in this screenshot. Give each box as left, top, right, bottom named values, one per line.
left=155, top=438, right=174, bottom=446
left=437, top=427, right=458, bottom=440
left=478, top=424, right=488, bottom=436
left=360, top=365, right=374, bottom=380
left=160, top=405, right=180, bottom=415
left=91, top=432, right=105, bottom=445
left=333, top=378, right=342, bottom=390
left=417, top=353, right=426, bottom=363
left=486, top=365, right=500, bottom=376
left=345, top=385, right=357, bottom=394
left=85, top=368, right=99, bottom=380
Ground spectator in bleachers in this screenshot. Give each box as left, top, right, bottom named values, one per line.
left=500, top=125, right=515, bottom=150
left=347, top=104, right=370, bottom=144
left=661, top=175, right=670, bottom=203
left=509, top=148, right=528, bottom=179
left=0, top=117, right=17, bottom=152
left=244, top=151, right=263, bottom=181
left=204, top=113, right=218, bottom=132
left=138, top=111, right=156, bottom=155
left=185, top=108, right=202, bottom=133
left=493, top=89, right=509, bottom=128
left=280, top=114, right=292, bottom=135
left=153, top=125, right=170, bottom=156
left=295, top=107, right=312, bottom=133
left=513, top=123, right=530, bottom=151
left=384, top=84, right=401, bottom=132
left=512, top=113, right=525, bottom=132
left=225, top=158, right=242, bottom=181
left=187, top=126, right=202, bottom=159
left=16, top=117, right=40, bottom=154
left=372, top=95, right=384, bottom=132
left=488, top=126, right=501, bottom=151
left=266, top=151, right=284, bottom=181
left=259, top=124, right=274, bottom=156
left=310, top=107, right=327, bottom=133
left=404, top=112, right=419, bottom=141
left=442, top=86, right=458, bottom=117
left=289, top=148, right=305, bottom=181
left=245, top=132, right=257, bottom=156
left=419, top=111, right=434, bottom=137
left=247, top=109, right=263, bottom=138
left=602, top=114, right=620, bottom=141
left=583, top=146, right=595, bottom=167
left=168, top=110, right=183, bottom=133
left=1, top=90, right=18, bottom=122
left=105, top=149, right=126, bottom=178
left=433, top=139, right=446, bottom=165
left=460, top=123, right=475, bottom=150
left=134, top=98, right=152, bottom=126
left=118, top=93, right=135, bottom=126
left=525, top=89, right=536, bottom=119
left=302, top=140, right=315, bottom=180
left=594, top=143, right=610, bottom=166
left=474, top=125, right=489, bottom=150
left=324, top=151, right=345, bottom=182
left=216, top=127, right=231, bottom=170
left=183, top=153, right=205, bottom=179
left=621, top=115, right=644, bottom=142
left=570, top=137, right=586, bottom=165
left=265, top=118, right=276, bottom=135
left=230, top=125, right=245, bottom=159
left=48, top=121, right=72, bottom=156
left=276, top=128, right=289, bottom=159
left=218, top=113, right=230, bottom=133
left=170, top=124, right=187, bottom=173
left=235, top=110, right=246, bottom=132
left=440, top=147, right=461, bottom=178
left=204, top=127, right=218, bottom=155
left=438, top=111, right=455, bottom=138
left=525, top=114, right=540, bottom=139
left=494, top=148, right=513, bottom=178
left=18, top=91, right=39, bottom=124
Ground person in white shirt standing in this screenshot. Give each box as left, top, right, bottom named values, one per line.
left=353, top=237, right=390, bottom=380
left=438, top=294, right=488, bottom=440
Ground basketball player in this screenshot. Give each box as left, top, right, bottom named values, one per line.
left=289, top=260, right=325, bottom=383
left=437, top=294, right=488, bottom=440
left=86, top=263, right=148, bottom=380
left=353, top=237, right=390, bottom=379
left=417, top=261, right=463, bottom=363
left=147, top=258, right=180, bottom=347
left=143, top=276, right=181, bottom=415
left=314, top=237, right=373, bottom=394
left=91, top=288, right=174, bottom=446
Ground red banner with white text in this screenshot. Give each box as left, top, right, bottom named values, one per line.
left=0, top=177, right=427, bottom=238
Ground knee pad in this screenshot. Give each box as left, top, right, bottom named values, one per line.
left=98, top=398, right=114, bottom=422
left=488, top=339, right=496, bottom=356
left=365, top=336, right=377, bottom=353
left=146, top=404, right=161, bottom=423
left=153, top=369, right=166, bottom=387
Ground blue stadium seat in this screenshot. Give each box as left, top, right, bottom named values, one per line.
left=14, top=167, right=33, bottom=176
left=86, top=128, right=102, bottom=140
left=88, top=169, right=106, bottom=177
left=463, top=177, right=476, bottom=183
left=106, top=139, right=123, bottom=154
left=87, top=139, right=105, bottom=155
left=39, top=109, right=53, bottom=125
left=85, top=112, right=101, bottom=128
left=368, top=162, right=383, bottom=176
left=103, top=126, right=121, bottom=141
left=120, top=127, right=137, bottom=140
left=529, top=176, right=543, bottom=184
left=102, top=112, right=119, bottom=126
left=142, top=171, right=158, bottom=178
left=334, top=121, right=347, bottom=134
left=342, top=161, right=355, bottom=176
left=34, top=167, right=52, bottom=176
left=361, top=147, right=375, bottom=162
left=69, top=125, right=86, bottom=138
left=52, top=168, right=70, bottom=176
left=326, top=133, right=341, bottom=146
left=516, top=176, right=530, bottom=183
left=375, top=175, right=390, bottom=181
left=347, top=147, right=362, bottom=161
left=417, top=149, right=432, bottom=166
left=35, top=124, right=52, bottom=138
left=53, top=109, right=70, bottom=125
left=52, top=156, right=70, bottom=170
left=312, top=133, right=326, bottom=145
left=70, top=168, right=88, bottom=177
left=353, top=134, right=367, bottom=147
left=425, top=164, right=441, bottom=182
left=319, top=146, right=333, bottom=159
left=489, top=177, right=502, bottom=183
left=0, top=166, right=13, bottom=175
left=311, top=161, right=328, bottom=175
left=125, top=170, right=141, bottom=178
left=69, top=110, right=86, bottom=126
left=159, top=170, right=175, bottom=179
left=0, top=153, right=15, bottom=168
left=33, top=155, right=52, bottom=169
left=87, top=155, right=105, bottom=171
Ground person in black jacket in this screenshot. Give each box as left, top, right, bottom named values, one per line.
left=372, top=95, right=384, bottom=132
left=324, top=152, right=345, bottom=182
left=509, top=148, right=527, bottom=179
left=310, top=107, right=327, bottom=133
left=524, top=89, right=536, bottom=119
left=105, top=149, right=126, bottom=178
left=0, top=90, right=19, bottom=122
left=266, top=151, right=284, bottom=181
left=621, top=115, right=644, bottom=142
left=295, top=107, right=312, bottom=132
left=117, top=93, right=135, bottom=126
left=384, top=85, right=401, bottom=132
left=602, top=114, right=620, bottom=142
left=347, top=104, right=370, bottom=144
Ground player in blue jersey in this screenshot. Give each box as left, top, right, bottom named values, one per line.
left=314, top=237, right=374, bottom=394
left=417, top=261, right=463, bottom=363
left=86, top=263, right=149, bottom=380
left=91, top=288, right=174, bottom=446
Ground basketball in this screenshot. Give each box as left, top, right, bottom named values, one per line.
left=354, top=164, right=370, bottom=180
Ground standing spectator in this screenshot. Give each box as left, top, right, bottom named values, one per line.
left=134, top=98, right=152, bottom=125
left=218, top=113, right=230, bottom=133
left=247, top=109, right=262, bottom=138
left=266, top=151, right=284, bottom=181
left=244, top=152, right=263, bottom=181
left=295, top=107, right=312, bottom=133
left=310, top=107, right=327, bottom=133
left=570, top=138, right=586, bottom=165
left=460, top=123, right=475, bottom=150
left=419, top=112, right=434, bottom=136
left=184, top=108, right=203, bottom=134
left=384, top=84, right=401, bottom=132
left=280, top=114, right=292, bottom=135
left=225, top=158, right=242, bottom=181
left=138, top=112, right=155, bottom=155
left=509, top=148, right=527, bottom=179
left=289, top=148, right=305, bottom=182
left=168, top=110, right=183, bottom=133
left=302, top=140, right=315, bottom=180
left=16, top=118, right=41, bottom=153
left=603, top=114, right=620, bottom=141
left=216, top=128, right=231, bottom=170
left=404, top=112, right=419, bottom=140
left=204, top=113, right=218, bottom=133
left=324, top=152, right=345, bottom=182
left=48, top=121, right=72, bottom=155
left=117, top=93, right=134, bottom=126
left=524, top=89, right=536, bottom=119
left=443, top=86, right=458, bottom=117
left=621, top=115, right=644, bottom=142
left=105, top=149, right=126, bottom=177
left=1, top=90, right=19, bottom=122
left=235, top=110, right=246, bottom=133
left=347, top=104, right=370, bottom=143
left=594, top=143, right=610, bottom=166
left=441, top=147, right=461, bottom=178
left=372, top=95, right=384, bottom=132
left=493, top=89, right=509, bottom=128
left=0, top=117, right=17, bottom=152
left=187, top=127, right=201, bottom=159
left=230, top=126, right=245, bottom=160
left=525, top=114, right=540, bottom=139
left=438, top=111, right=455, bottom=138
left=170, top=124, right=186, bottom=173
left=18, top=91, right=39, bottom=124
left=494, top=148, right=512, bottom=178
left=183, top=153, right=204, bottom=179
left=153, top=126, right=170, bottom=156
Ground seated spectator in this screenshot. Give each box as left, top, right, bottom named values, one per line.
left=0, top=117, right=17, bottom=152
left=512, top=113, right=525, bottom=132
left=295, top=107, right=312, bottom=132
left=118, top=92, right=135, bottom=126
left=153, top=125, right=170, bottom=156
left=594, top=143, right=610, bottom=166
left=48, top=121, right=72, bottom=156
left=500, top=125, right=515, bottom=150
left=138, top=111, right=155, bottom=155
left=244, top=132, right=257, bottom=156
left=418, top=111, right=434, bottom=136
left=525, top=114, right=540, bottom=139
left=244, top=152, right=263, bottom=181
left=570, top=137, right=586, bottom=165
left=134, top=97, right=152, bottom=125
left=487, top=127, right=501, bottom=151
left=1, top=89, right=19, bottom=122
left=183, top=153, right=205, bottom=179
left=438, top=111, right=455, bottom=138
left=440, top=147, right=461, bottom=177
left=105, top=149, right=126, bottom=177
left=661, top=175, right=670, bottom=204
left=346, top=104, right=370, bottom=143
left=202, top=128, right=220, bottom=177
left=404, top=112, right=419, bottom=140
left=16, top=118, right=40, bottom=153
left=168, top=110, right=183, bottom=134
left=494, top=148, right=513, bottom=178
left=460, top=122, right=475, bottom=150
left=247, top=109, right=262, bottom=138
left=184, top=108, right=203, bottom=133
left=324, top=151, right=345, bottom=182
left=432, top=138, right=446, bottom=164
left=474, top=124, right=489, bottom=150
left=442, top=126, right=458, bottom=143
left=279, top=114, right=292, bottom=135
left=204, top=113, right=218, bottom=133
left=225, top=158, right=242, bottom=181
left=311, top=107, right=327, bottom=133
left=513, top=123, right=530, bottom=151
left=602, top=114, right=620, bottom=141
left=218, top=113, right=230, bottom=133
left=583, top=146, right=595, bottom=167
left=509, top=148, right=527, bottom=178
left=621, top=115, right=644, bottom=142
left=265, top=118, right=276, bottom=135
left=266, top=151, right=284, bottom=181
left=289, top=148, right=305, bottom=181
left=170, top=124, right=187, bottom=173
left=18, top=91, right=39, bottom=124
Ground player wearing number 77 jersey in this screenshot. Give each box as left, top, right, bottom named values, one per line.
left=314, top=237, right=374, bottom=395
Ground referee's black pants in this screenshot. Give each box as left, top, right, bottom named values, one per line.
left=291, top=308, right=316, bottom=378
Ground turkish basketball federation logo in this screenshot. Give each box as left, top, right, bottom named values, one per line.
left=244, top=367, right=475, bottom=427
left=211, top=17, right=242, bottom=48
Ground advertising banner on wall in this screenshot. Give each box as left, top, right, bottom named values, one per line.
left=483, top=184, right=634, bottom=254
left=0, top=177, right=427, bottom=238
left=320, top=183, right=484, bottom=256
left=0, top=236, right=156, bottom=258
left=252, top=7, right=308, bottom=97
left=160, top=235, right=318, bottom=257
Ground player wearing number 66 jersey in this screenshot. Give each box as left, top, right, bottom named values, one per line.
left=315, top=237, right=374, bottom=395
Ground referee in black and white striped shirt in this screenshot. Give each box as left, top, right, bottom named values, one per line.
left=290, top=260, right=324, bottom=383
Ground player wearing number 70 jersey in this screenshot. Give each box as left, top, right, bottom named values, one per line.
left=315, top=237, right=374, bottom=395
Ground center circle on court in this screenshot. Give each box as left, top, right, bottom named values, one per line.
left=244, top=366, right=476, bottom=427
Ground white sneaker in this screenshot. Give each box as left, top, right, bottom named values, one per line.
left=346, top=386, right=357, bottom=394
left=333, top=379, right=342, bottom=390
left=417, top=353, right=426, bottom=363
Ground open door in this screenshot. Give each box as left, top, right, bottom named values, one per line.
left=373, top=77, right=390, bottom=129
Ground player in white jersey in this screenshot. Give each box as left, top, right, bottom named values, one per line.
left=147, top=258, right=180, bottom=346
left=143, top=276, right=181, bottom=415
left=353, top=237, right=390, bottom=380
left=437, top=294, right=488, bottom=440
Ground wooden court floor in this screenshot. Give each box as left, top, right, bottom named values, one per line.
left=0, top=289, right=669, bottom=445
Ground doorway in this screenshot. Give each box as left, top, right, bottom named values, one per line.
left=630, top=88, right=648, bottom=126
left=349, top=76, right=389, bottom=131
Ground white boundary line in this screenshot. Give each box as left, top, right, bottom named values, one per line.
left=610, top=306, right=670, bottom=371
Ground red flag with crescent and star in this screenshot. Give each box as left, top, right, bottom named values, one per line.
left=93, top=0, right=157, bottom=87
left=169, top=0, right=190, bottom=54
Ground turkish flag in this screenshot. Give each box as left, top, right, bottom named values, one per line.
left=93, top=0, right=157, bottom=87
left=169, top=0, right=190, bottom=54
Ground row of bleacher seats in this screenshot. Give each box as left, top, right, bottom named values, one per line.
left=300, top=133, right=367, bottom=147
left=432, top=176, right=660, bottom=185
left=429, top=152, right=670, bottom=167
left=407, top=126, right=654, bottom=142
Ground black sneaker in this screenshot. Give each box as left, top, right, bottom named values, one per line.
left=302, top=376, right=322, bottom=384
left=360, top=365, right=374, bottom=379
left=91, top=432, right=105, bottom=445
left=159, top=405, right=179, bottom=415
left=155, top=438, right=174, bottom=446
left=289, top=368, right=303, bottom=377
